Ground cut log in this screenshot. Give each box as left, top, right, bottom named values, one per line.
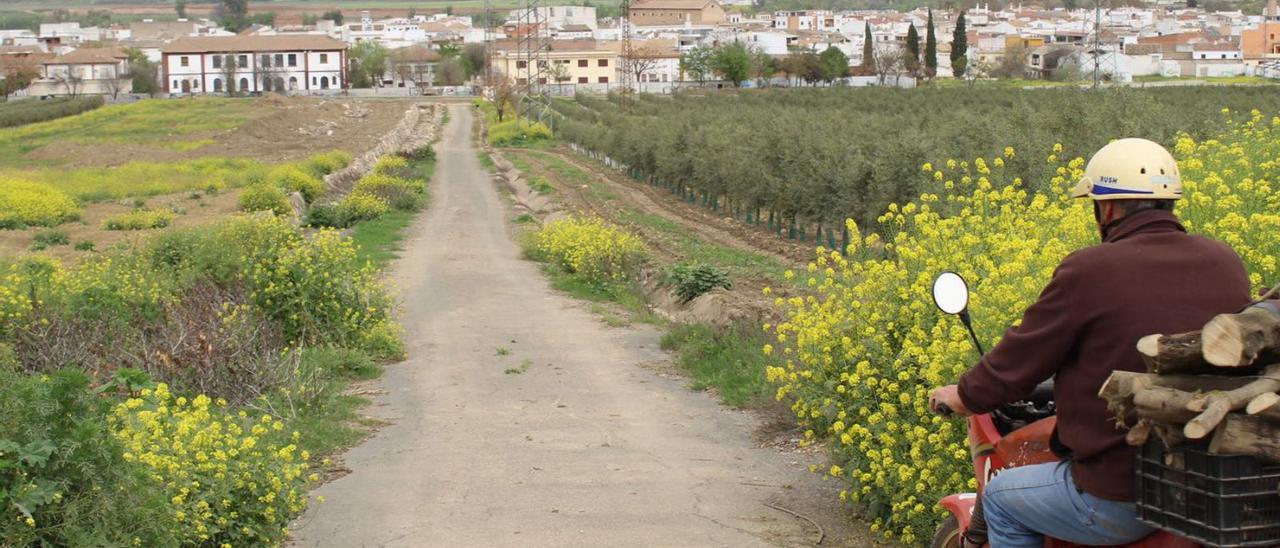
left=1202, top=307, right=1280, bottom=367
left=1133, top=386, right=1200, bottom=424
left=1152, top=422, right=1186, bottom=448
left=1100, top=371, right=1256, bottom=426
left=1137, top=332, right=1212, bottom=374
left=1183, top=364, right=1280, bottom=439
left=1208, top=414, right=1280, bottom=463
left=1246, top=391, right=1280, bottom=417
left=1125, top=420, right=1152, bottom=445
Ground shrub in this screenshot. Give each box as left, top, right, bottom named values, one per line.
left=664, top=262, right=732, bottom=303
left=0, top=96, right=103, bottom=129
left=239, top=184, right=293, bottom=216
left=3, top=213, right=399, bottom=386
left=73, top=241, right=94, bottom=252
left=766, top=113, right=1280, bottom=543
left=398, top=145, right=435, bottom=162
left=102, top=208, right=176, bottom=231
left=30, top=229, right=70, bottom=250
left=0, top=179, right=81, bottom=228
left=304, top=203, right=355, bottom=229
left=372, top=155, right=410, bottom=177
left=112, top=382, right=313, bottom=547
left=267, top=165, right=325, bottom=203
left=352, top=173, right=423, bottom=211
left=530, top=176, right=555, bottom=194
left=0, top=370, right=173, bottom=546
left=302, top=150, right=352, bottom=178
left=339, top=191, right=389, bottom=221
left=488, top=119, right=554, bottom=147
left=531, top=217, right=647, bottom=284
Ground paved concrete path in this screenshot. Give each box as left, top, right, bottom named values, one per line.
left=290, top=105, right=850, bottom=547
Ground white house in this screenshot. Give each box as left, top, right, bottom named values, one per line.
left=161, top=35, right=347, bottom=95
left=29, top=47, right=131, bottom=97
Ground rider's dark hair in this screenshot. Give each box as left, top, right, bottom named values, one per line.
left=1114, top=199, right=1176, bottom=215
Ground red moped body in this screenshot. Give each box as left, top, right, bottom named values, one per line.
left=939, top=413, right=1199, bottom=548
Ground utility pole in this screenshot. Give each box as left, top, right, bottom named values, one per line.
left=1093, top=0, right=1101, bottom=89
left=620, top=0, right=634, bottom=105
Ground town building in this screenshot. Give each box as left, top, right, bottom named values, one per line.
left=630, top=0, right=727, bottom=27
left=490, top=39, right=617, bottom=86
left=161, top=35, right=347, bottom=95
left=28, top=47, right=130, bottom=97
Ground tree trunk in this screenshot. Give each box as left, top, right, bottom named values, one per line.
left=1099, top=371, right=1254, bottom=424
left=1208, top=414, right=1280, bottom=463
left=1183, top=363, right=1280, bottom=439
left=1201, top=307, right=1280, bottom=367
left=1136, top=332, right=1212, bottom=374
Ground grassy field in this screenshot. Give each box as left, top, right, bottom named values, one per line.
left=0, top=99, right=254, bottom=168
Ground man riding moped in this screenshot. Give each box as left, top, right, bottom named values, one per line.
left=928, top=138, right=1254, bottom=547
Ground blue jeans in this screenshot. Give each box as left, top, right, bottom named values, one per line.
left=983, top=461, right=1153, bottom=547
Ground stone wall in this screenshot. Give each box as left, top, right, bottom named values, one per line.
left=324, top=103, right=444, bottom=195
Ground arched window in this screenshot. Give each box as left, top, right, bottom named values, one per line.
left=288, top=76, right=298, bottom=90
left=240, top=77, right=250, bottom=92
left=320, top=76, right=330, bottom=89
left=213, top=79, right=223, bottom=92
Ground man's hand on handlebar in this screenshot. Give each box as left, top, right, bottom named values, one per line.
left=929, top=385, right=974, bottom=418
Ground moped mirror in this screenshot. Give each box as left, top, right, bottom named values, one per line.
left=932, top=271, right=970, bottom=315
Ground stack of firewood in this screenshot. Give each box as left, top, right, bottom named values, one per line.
left=1100, top=305, right=1280, bottom=461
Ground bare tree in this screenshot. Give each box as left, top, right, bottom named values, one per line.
left=873, top=46, right=906, bottom=86
left=254, top=53, right=289, bottom=94
left=56, top=70, right=84, bottom=97
left=219, top=54, right=240, bottom=96
left=435, top=57, right=466, bottom=86
left=102, top=71, right=126, bottom=99
left=624, top=44, right=663, bottom=86
left=993, top=43, right=1030, bottom=79
left=491, top=77, right=519, bottom=122
left=547, top=61, right=570, bottom=83
left=1, top=65, right=37, bottom=99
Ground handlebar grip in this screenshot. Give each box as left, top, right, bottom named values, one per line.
left=936, top=403, right=954, bottom=418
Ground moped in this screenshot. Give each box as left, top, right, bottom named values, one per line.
left=928, top=271, right=1199, bottom=548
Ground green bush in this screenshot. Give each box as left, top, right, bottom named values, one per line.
left=0, top=179, right=81, bottom=228
left=372, top=155, right=411, bottom=177
left=339, top=191, right=389, bottom=221
left=73, top=240, right=95, bottom=252
left=30, top=228, right=70, bottom=250
left=267, top=165, right=325, bottom=203
left=529, top=176, right=555, bottom=194
left=398, top=145, right=436, bottom=162
left=0, top=370, right=173, bottom=546
left=239, top=184, right=293, bottom=216
left=304, top=203, right=355, bottom=228
left=530, top=216, right=648, bottom=284
left=664, top=262, right=732, bottom=303
left=111, top=381, right=313, bottom=547
left=488, top=119, right=554, bottom=147
left=102, top=208, right=176, bottom=230
left=0, top=97, right=104, bottom=129
left=352, top=173, right=423, bottom=211
left=302, top=150, right=352, bottom=178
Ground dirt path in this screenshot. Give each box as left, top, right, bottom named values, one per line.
left=288, top=105, right=876, bottom=547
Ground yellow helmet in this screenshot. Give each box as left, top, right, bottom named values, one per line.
left=1071, top=138, right=1182, bottom=201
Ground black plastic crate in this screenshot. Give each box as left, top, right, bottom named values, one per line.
left=1137, top=441, right=1280, bottom=547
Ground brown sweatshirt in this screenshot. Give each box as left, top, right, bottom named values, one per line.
left=957, top=209, right=1251, bottom=501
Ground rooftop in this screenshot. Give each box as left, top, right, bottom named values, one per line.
left=162, top=34, right=347, bottom=53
